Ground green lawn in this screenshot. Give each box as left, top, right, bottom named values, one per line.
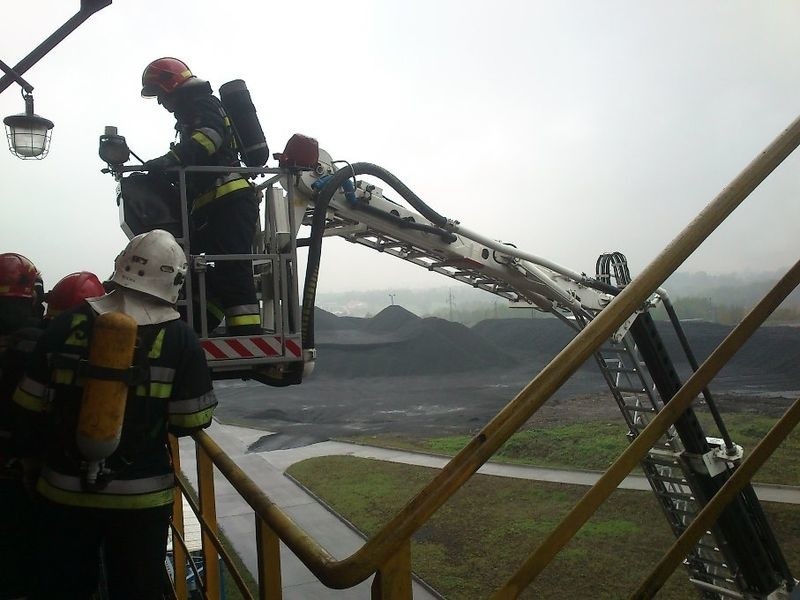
left=342, top=411, right=800, bottom=486
left=287, top=456, right=800, bottom=599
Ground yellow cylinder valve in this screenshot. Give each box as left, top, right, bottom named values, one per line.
left=76, top=311, right=138, bottom=464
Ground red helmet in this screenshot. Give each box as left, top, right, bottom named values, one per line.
left=141, top=57, right=194, bottom=98
left=0, top=253, right=40, bottom=299
left=45, top=271, right=106, bottom=319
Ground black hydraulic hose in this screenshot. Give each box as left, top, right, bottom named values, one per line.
left=662, top=296, right=736, bottom=454
left=586, top=278, right=621, bottom=296
left=300, top=162, right=456, bottom=352
left=300, top=168, right=352, bottom=351
left=353, top=163, right=450, bottom=228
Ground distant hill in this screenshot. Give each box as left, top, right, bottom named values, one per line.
left=664, top=270, right=800, bottom=308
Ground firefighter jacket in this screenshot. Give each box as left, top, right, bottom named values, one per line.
left=13, top=305, right=217, bottom=509
left=163, top=81, right=253, bottom=213
left=0, top=317, right=42, bottom=477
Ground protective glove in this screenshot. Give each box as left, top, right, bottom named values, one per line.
left=141, top=153, right=178, bottom=172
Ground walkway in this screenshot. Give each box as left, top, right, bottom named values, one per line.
left=263, top=436, right=800, bottom=505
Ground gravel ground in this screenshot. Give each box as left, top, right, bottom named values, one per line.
left=213, top=307, right=800, bottom=450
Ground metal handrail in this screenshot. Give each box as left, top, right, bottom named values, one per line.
left=173, top=473, right=254, bottom=600
left=174, top=111, right=800, bottom=598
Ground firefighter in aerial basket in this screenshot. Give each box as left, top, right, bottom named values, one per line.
left=140, top=57, right=269, bottom=336
left=13, top=229, right=218, bottom=599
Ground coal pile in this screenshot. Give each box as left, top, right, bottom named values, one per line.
left=365, top=305, right=419, bottom=334
left=311, top=307, right=800, bottom=389
left=471, top=317, right=597, bottom=371
left=650, top=320, right=800, bottom=379
left=312, top=306, right=520, bottom=378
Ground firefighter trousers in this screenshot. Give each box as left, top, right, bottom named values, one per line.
left=0, top=476, right=37, bottom=600
left=31, top=500, right=172, bottom=600
left=190, top=187, right=261, bottom=335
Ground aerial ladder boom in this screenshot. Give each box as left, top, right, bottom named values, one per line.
left=103, top=133, right=794, bottom=599
left=288, top=150, right=795, bottom=599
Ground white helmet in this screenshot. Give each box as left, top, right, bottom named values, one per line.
left=111, top=229, right=187, bottom=304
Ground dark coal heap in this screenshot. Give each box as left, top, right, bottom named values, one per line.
left=313, top=305, right=519, bottom=377
left=312, top=306, right=800, bottom=386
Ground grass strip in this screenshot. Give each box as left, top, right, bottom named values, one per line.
left=287, top=456, right=800, bottom=599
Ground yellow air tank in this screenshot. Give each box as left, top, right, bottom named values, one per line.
left=76, top=311, right=138, bottom=466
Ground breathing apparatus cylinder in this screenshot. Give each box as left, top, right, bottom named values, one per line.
left=76, top=312, right=138, bottom=478
left=219, top=79, right=269, bottom=167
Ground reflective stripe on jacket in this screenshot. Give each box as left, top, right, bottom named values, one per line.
left=38, top=468, right=175, bottom=509
left=191, top=174, right=251, bottom=212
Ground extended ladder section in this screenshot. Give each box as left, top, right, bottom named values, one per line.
left=595, top=330, right=754, bottom=598
left=292, top=158, right=794, bottom=599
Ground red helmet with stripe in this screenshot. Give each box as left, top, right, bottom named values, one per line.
left=45, top=271, right=106, bottom=319
left=141, top=57, right=194, bottom=98
left=0, top=253, right=40, bottom=299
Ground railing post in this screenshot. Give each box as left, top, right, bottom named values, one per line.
left=256, top=516, right=283, bottom=599
left=169, top=435, right=188, bottom=599
left=197, top=441, right=221, bottom=600
left=371, top=538, right=412, bottom=600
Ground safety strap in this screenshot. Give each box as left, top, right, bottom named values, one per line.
left=49, top=356, right=149, bottom=386
left=49, top=320, right=162, bottom=388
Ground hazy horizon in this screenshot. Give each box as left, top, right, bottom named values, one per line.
left=3, top=1, right=798, bottom=292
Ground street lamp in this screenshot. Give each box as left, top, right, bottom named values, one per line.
left=1, top=0, right=111, bottom=159
left=4, top=87, right=53, bottom=159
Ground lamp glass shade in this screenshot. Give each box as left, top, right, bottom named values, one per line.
left=4, top=113, right=54, bottom=159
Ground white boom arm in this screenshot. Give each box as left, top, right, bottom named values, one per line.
left=289, top=149, right=642, bottom=325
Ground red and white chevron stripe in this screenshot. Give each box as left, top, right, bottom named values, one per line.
left=202, top=336, right=302, bottom=361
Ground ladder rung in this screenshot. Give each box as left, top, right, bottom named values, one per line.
left=648, top=456, right=681, bottom=467
left=599, top=346, right=627, bottom=354
left=657, top=490, right=695, bottom=501
left=693, top=557, right=731, bottom=571
left=695, top=542, right=721, bottom=553
left=605, top=367, right=639, bottom=374
left=616, top=385, right=647, bottom=394
left=622, top=404, right=655, bottom=413
left=686, top=576, right=740, bottom=597
left=661, top=485, right=694, bottom=497
left=648, top=473, right=688, bottom=485
left=663, top=504, right=696, bottom=516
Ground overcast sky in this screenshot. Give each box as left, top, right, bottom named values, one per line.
left=2, top=1, right=798, bottom=295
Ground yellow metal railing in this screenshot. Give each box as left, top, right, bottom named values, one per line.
left=167, top=112, right=800, bottom=599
